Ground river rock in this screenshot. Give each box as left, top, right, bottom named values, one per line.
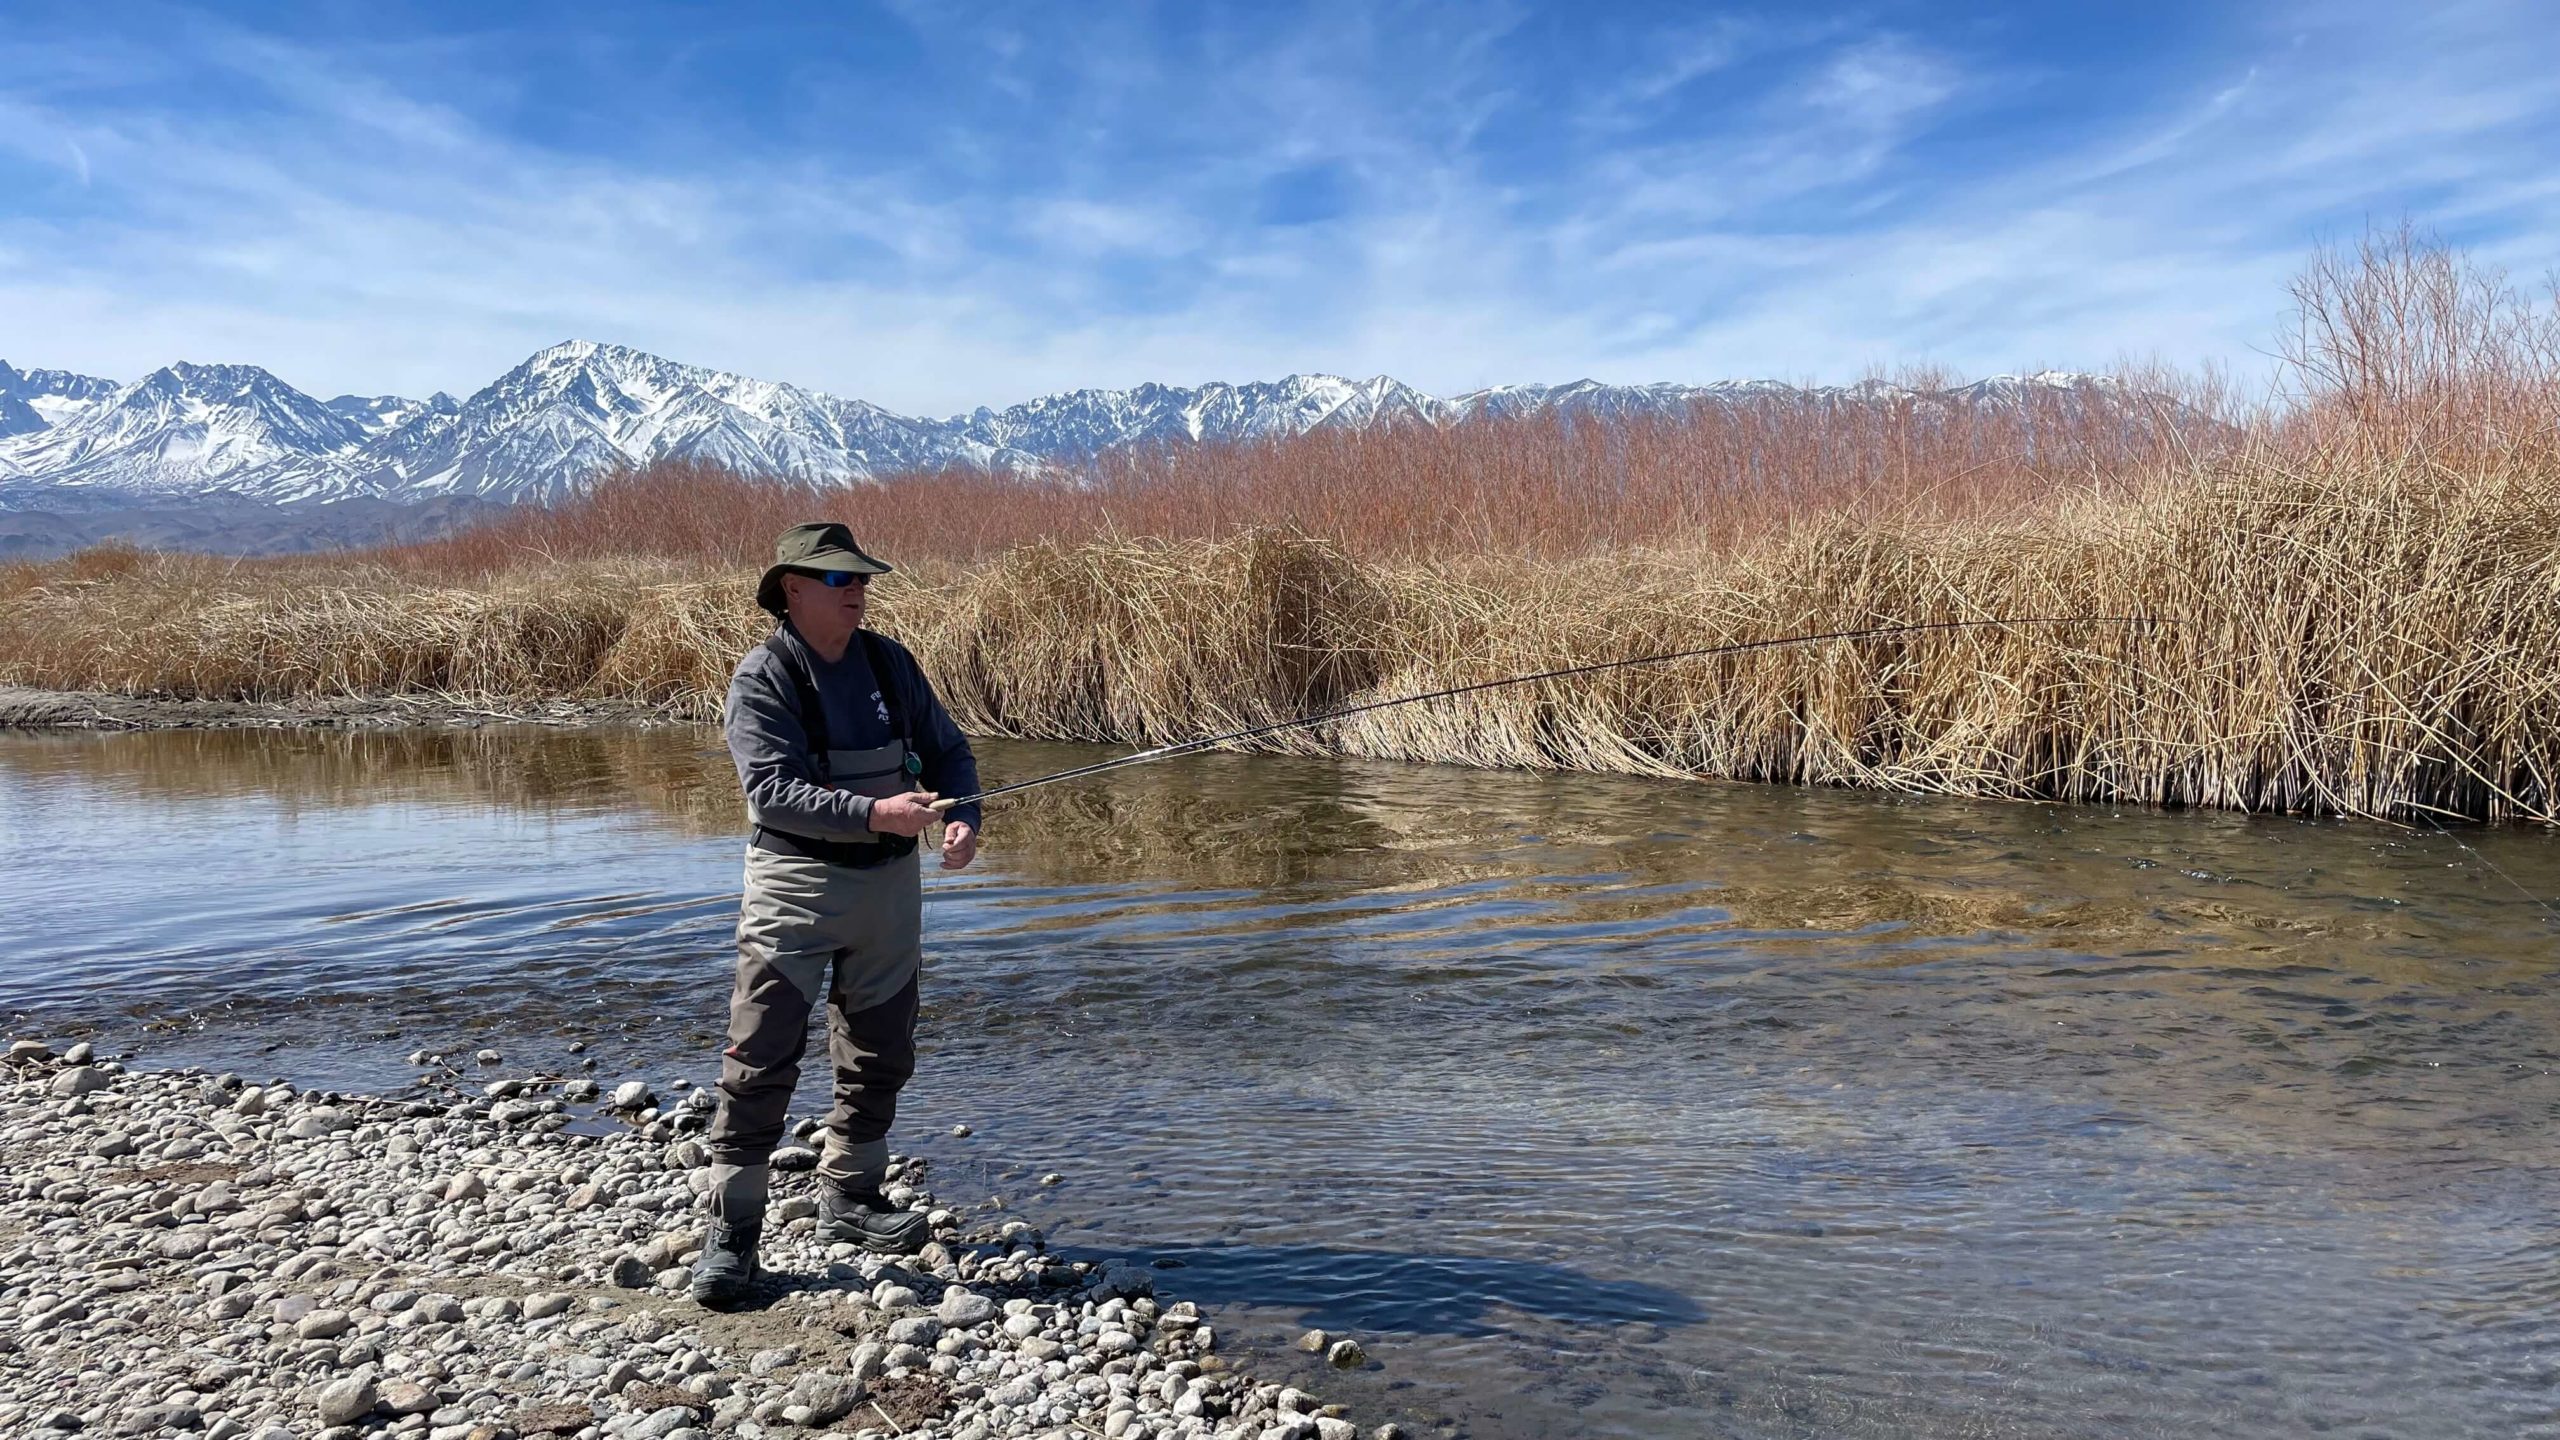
left=788, top=1373, right=864, bottom=1425
left=7, top=1038, right=49, bottom=1063
left=312, top=1370, right=378, bottom=1427
left=885, top=1315, right=942, bottom=1347
left=121, top=1403, right=201, bottom=1434
left=625, top=1406, right=694, bottom=1440
left=380, top=1379, right=439, bottom=1416
left=936, top=1287, right=998, bottom=1326
left=609, top=1255, right=655, bottom=1289
left=62, top=1041, right=94, bottom=1064
left=297, top=1309, right=354, bottom=1339
left=610, top=1081, right=653, bottom=1110
left=1297, top=1328, right=1331, bottom=1352
left=1326, top=1338, right=1368, bottom=1368
left=770, top=1145, right=818, bottom=1172
left=50, top=1066, right=109, bottom=1098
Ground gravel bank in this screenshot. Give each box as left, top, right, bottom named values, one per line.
left=0, top=1041, right=1391, bottom=1440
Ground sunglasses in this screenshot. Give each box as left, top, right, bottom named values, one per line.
left=795, top=569, right=870, bottom=589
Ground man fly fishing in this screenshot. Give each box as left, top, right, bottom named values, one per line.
left=691, top=521, right=983, bottom=1309
left=680, top=537, right=2140, bottom=1310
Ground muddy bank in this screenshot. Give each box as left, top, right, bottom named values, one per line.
left=0, top=688, right=687, bottom=733
left=0, top=1040, right=1393, bottom=1440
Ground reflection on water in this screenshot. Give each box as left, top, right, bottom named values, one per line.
left=4, top=726, right=2558, bottom=1439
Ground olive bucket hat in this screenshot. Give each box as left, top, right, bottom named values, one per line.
left=755, top=521, right=895, bottom=616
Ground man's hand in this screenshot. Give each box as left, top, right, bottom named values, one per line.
left=940, top=820, right=978, bottom=871
left=867, top=790, right=939, bottom=838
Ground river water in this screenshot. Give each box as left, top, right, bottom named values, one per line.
left=3, top=726, right=2556, bottom=1438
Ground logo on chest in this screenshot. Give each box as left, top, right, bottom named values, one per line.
left=873, top=690, right=891, bottom=727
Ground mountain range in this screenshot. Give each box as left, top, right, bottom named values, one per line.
left=0, top=342, right=2148, bottom=510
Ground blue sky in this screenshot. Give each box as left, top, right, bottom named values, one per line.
left=2, top=0, right=2555, bottom=413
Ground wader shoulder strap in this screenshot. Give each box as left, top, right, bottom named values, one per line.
left=761, top=632, right=830, bottom=778
left=858, top=629, right=912, bottom=748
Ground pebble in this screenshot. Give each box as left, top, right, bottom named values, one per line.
left=610, top=1081, right=654, bottom=1109
left=1298, top=1327, right=1332, bottom=1352
left=1327, top=1338, right=1370, bottom=1368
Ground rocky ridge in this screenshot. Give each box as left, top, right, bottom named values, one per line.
left=0, top=1040, right=1394, bottom=1440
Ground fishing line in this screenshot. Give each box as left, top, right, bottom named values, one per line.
left=930, top=614, right=2162, bottom=813
left=2414, top=808, right=2560, bottom=927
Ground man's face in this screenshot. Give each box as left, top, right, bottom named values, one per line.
left=783, top=569, right=868, bottom=631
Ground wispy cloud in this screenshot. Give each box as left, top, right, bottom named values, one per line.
left=0, top=0, right=2554, bottom=413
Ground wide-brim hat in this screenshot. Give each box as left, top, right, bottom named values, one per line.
left=756, top=521, right=894, bottom=615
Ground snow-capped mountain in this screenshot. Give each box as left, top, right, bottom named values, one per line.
left=0, top=362, right=371, bottom=500
left=326, top=391, right=459, bottom=440
left=0, top=361, right=120, bottom=444
left=954, top=373, right=1447, bottom=459
left=361, top=341, right=1030, bottom=503
left=0, top=340, right=2176, bottom=507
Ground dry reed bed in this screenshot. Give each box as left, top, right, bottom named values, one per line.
left=5, top=446, right=2555, bottom=823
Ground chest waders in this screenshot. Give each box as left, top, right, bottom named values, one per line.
left=748, top=628, right=927, bottom=867
left=705, top=628, right=933, bottom=1261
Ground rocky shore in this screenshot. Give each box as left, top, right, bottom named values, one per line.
left=0, top=1041, right=1388, bottom=1440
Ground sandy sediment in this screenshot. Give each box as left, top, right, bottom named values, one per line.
left=0, top=1041, right=1388, bottom=1440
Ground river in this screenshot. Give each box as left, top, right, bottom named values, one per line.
left=3, top=726, right=2555, bottom=1438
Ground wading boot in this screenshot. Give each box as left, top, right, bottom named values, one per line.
left=820, top=1185, right=931, bottom=1255
left=689, top=1218, right=761, bottom=1308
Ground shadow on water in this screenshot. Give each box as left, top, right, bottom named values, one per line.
left=1051, top=1241, right=1707, bottom=1337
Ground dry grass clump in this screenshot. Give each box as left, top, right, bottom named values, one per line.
left=0, top=556, right=686, bottom=704
left=903, top=531, right=1390, bottom=747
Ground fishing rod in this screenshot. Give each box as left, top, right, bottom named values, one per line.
left=929, top=614, right=2159, bottom=813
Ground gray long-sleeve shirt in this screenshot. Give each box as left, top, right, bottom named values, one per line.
left=723, top=624, right=985, bottom=838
